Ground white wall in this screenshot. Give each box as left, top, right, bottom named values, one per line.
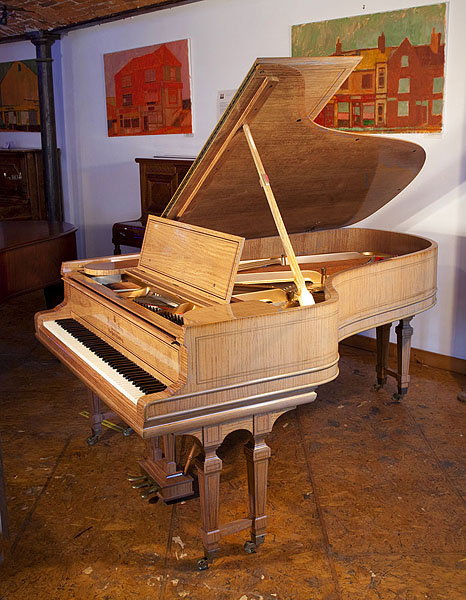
left=0, top=0, right=464, bottom=360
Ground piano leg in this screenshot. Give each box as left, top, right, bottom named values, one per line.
left=87, top=390, right=104, bottom=446
left=86, top=390, right=132, bottom=444
left=197, top=439, right=223, bottom=566
left=374, top=318, right=414, bottom=400
left=196, top=417, right=274, bottom=569
left=375, top=323, right=391, bottom=389
left=395, top=317, right=414, bottom=398
left=244, top=433, right=271, bottom=550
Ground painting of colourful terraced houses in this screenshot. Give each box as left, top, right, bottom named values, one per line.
left=292, top=4, right=446, bottom=133
left=104, top=39, right=192, bottom=137
left=0, top=59, right=40, bottom=132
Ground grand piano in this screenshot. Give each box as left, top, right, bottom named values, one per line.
left=35, top=57, right=437, bottom=569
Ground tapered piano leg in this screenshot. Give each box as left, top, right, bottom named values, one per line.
left=375, top=323, right=391, bottom=389
left=395, top=317, right=414, bottom=398
left=197, top=440, right=222, bottom=565
left=87, top=390, right=103, bottom=445
left=244, top=434, right=271, bottom=550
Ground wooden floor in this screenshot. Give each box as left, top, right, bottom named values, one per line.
left=0, top=291, right=465, bottom=599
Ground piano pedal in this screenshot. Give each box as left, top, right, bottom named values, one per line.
left=132, top=480, right=152, bottom=489
left=122, top=426, right=133, bottom=437
left=141, top=486, right=159, bottom=499
left=127, top=474, right=147, bottom=482
left=127, top=473, right=161, bottom=501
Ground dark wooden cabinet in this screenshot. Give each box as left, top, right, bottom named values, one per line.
left=137, top=157, right=193, bottom=222
left=112, top=157, right=194, bottom=254
left=0, top=149, right=47, bottom=220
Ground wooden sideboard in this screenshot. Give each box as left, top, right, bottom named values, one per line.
left=0, top=149, right=47, bottom=220
left=112, top=157, right=194, bottom=254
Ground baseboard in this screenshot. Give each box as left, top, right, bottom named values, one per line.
left=341, top=334, right=466, bottom=376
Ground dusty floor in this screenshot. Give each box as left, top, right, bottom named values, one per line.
left=0, top=291, right=465, bottom=600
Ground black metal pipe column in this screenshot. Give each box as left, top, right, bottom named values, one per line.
left=30, top=32, right=62, bottom=222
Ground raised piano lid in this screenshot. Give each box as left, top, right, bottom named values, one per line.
left=162, top=57, right=426, bottom=239
left=133, top=215, right=244, bottom=307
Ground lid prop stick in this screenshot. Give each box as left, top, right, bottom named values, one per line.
left=242, top=123, right=315, bottom=306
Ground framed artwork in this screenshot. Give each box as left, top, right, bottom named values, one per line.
left=292, top=4, right=447, bottom=133
left=104, top=39, right=192, bottom=137
left=0, top=60, right=40, bottom=132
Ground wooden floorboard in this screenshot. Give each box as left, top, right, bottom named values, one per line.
left=0, top=291, right=465, bottom=599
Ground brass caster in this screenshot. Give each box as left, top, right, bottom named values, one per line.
left=243, top=540, right=257, bottom=554
left=392, top=393, right=403, bottom=402
left=87, top=434, right=100, bottom=446
left=197, top=557, right=209, bottom=571
left=372, top=384, right=383, bottom=392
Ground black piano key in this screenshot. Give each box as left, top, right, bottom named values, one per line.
left=55, top=318, right=167, bottom=395
left=133, top=300, right=185, bottom=326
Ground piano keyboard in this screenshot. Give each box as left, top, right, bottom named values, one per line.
left=43, top=318, right=167, bottom=404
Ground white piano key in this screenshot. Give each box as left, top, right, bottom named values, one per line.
left=43, top=320, right=143, bottom=405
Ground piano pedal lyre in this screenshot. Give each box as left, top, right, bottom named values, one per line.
left=136, top=435, right=196, bottom=504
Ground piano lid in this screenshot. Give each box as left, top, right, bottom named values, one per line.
left=163, top=57, right=426, bottom=239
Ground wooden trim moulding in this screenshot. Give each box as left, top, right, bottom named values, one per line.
left=342, top=334, right=466, bottom=376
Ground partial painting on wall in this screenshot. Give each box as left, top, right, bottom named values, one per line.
left=104, top=39, right=192, bottom=137
left=292, top=4, right=447, bottom=133
left=0, top=60, right=40, bottom=132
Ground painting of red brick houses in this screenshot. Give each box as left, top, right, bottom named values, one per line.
left=292, top=4, right=446, bottom=133
left=104, top=39, right=192, bottom=137
left=0, top=60, right=40, bottom=132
